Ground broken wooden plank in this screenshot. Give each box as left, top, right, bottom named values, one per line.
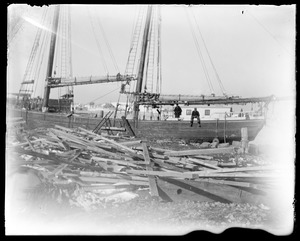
left=87, top=146, right=125, bottom=159
left=96, top=135, right=138, bottom=154
left=91, top=156, right=141, bottom=168
left=192, top=165, right=278, bottom=174
left=87, top=146, right=137, bottom=161
left=49, top=163, right=69, bottom=178
left=152, top=159, right=185, bottom=173
left=25, top=137, right=35, bottom=151
left=81, top=183, right=135, bottom=191
left=118, top=140, right=142, bottom=147
left=121, top=116, right=136, bottom=136
left=78, top=176, right=149, bottom=186
left=192, top=155, right=214, bottom=160
left=95, top=162, right=125, bottom=172
left=54, top=149, right=77, bottom=157
left=126, top=169, right=278, bottom=179
left=77, top=126, right=99, bottom=137
left=61, top=140, right=71, bottom=151
left=126, top=169, right=196, bottom=179
left=164, top=147, right=235, bottom=156
left=189, top=158, right=221, bottom=170
left=142, top=143, right=159, bottom=197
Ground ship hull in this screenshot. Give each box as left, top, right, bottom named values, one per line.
left=7, top=108, right=265, bottom=143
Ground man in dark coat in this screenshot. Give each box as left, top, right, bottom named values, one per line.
left=191, top=107, right=201, bottom=127
left=174, top=104, right=182, bottom=118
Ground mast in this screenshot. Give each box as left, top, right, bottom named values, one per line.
left=42, top=5, right=60, bottom=110
left=133, top=5, right=153, bottom=125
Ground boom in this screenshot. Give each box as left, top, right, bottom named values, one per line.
left=47, top=74, right=135, bottom=88
left=128, top=92, right=276, bottom=106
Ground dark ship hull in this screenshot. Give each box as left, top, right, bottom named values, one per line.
left=8, top=108, right=265, bottom=143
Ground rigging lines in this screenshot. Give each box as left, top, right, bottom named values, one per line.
left=87, top=6, right=108, bottom=74
left=87, top=6, right=121, bottom=75
left=190, top=8, right=227, bottom=96
left=184, top=7, right=215, bottom=96
left=18, top=7, right=49, bottom=99
left=246, top=10, right=292, bottom=56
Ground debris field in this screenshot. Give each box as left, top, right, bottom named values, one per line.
left=5, top=117, right=286, bottom=232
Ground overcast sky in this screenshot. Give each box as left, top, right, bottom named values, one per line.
left=7, top=4, right=296, bottom=105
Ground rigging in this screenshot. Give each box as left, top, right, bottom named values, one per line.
left=87, top=6, right=109, bottom=74
left=191, top=7, right=227, bottom=96
left=185, top=7, right=215, bottom=96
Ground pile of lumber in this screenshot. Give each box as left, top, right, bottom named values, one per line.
left=7, top=117, right=25, bottom=135
left=7, top=125, right=281, bottom=205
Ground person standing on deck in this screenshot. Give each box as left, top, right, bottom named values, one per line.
left=191, top=108, right=201, bottom=127
left=174, top=103, right=182, bottom=118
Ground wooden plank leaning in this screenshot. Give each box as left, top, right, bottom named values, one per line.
left=142, top=142, right=159, bottom=197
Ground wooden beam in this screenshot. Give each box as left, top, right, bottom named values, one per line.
left=192, top=155, right=214, bottom=160
left=79, top=176, right=149, bottom=186
left=142, top=143, right=159, bottom=197
left=91, top=156, right=142, bottom=168
left=95, top=135, right=143, bottom=159
left=164, top=147, right=235, bottom=157
left=188, top=158, right=221, bottom=170
left=195, top=178, right=267, bottom=190
left=126, top=169, right=278, bottom=179
left=190, top=165, right=277, bottom=174
left=121, top=116, right=136, bottom=136
left=118, top=140, right=142, bottom=147
left=126, top=169, right=196, bottom=179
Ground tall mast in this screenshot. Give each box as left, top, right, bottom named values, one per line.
left=42, top=5, right=60, bottom=110
left=133, top=5, right=153, bottom=124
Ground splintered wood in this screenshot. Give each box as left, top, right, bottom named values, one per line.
left=7, top=125, right=280, bottom=204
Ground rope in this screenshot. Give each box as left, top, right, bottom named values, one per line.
left=20, top=7, right=48, bottom=97
left=184, top=7, right=215, bottom=95
left=191, top=8, right=227, bottom=96
left=95, top=11, right=120, bottom=73
left=39, top=28, right=52, bottom=97
left=33, top=8, right=49, bottom=97
left=83, top=87, right=120, bottom=105
left=156, top=5, right=162, bottom=94
left=247, top=10, right=292, bottom=56
left=87, top=6, right=109, bottom=74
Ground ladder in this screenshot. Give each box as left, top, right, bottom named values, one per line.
left=18, top=8, right=48, bottom=98
left=124, top=6, right=146, bottom=78
left=93, top=111, right=114, bottom=134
